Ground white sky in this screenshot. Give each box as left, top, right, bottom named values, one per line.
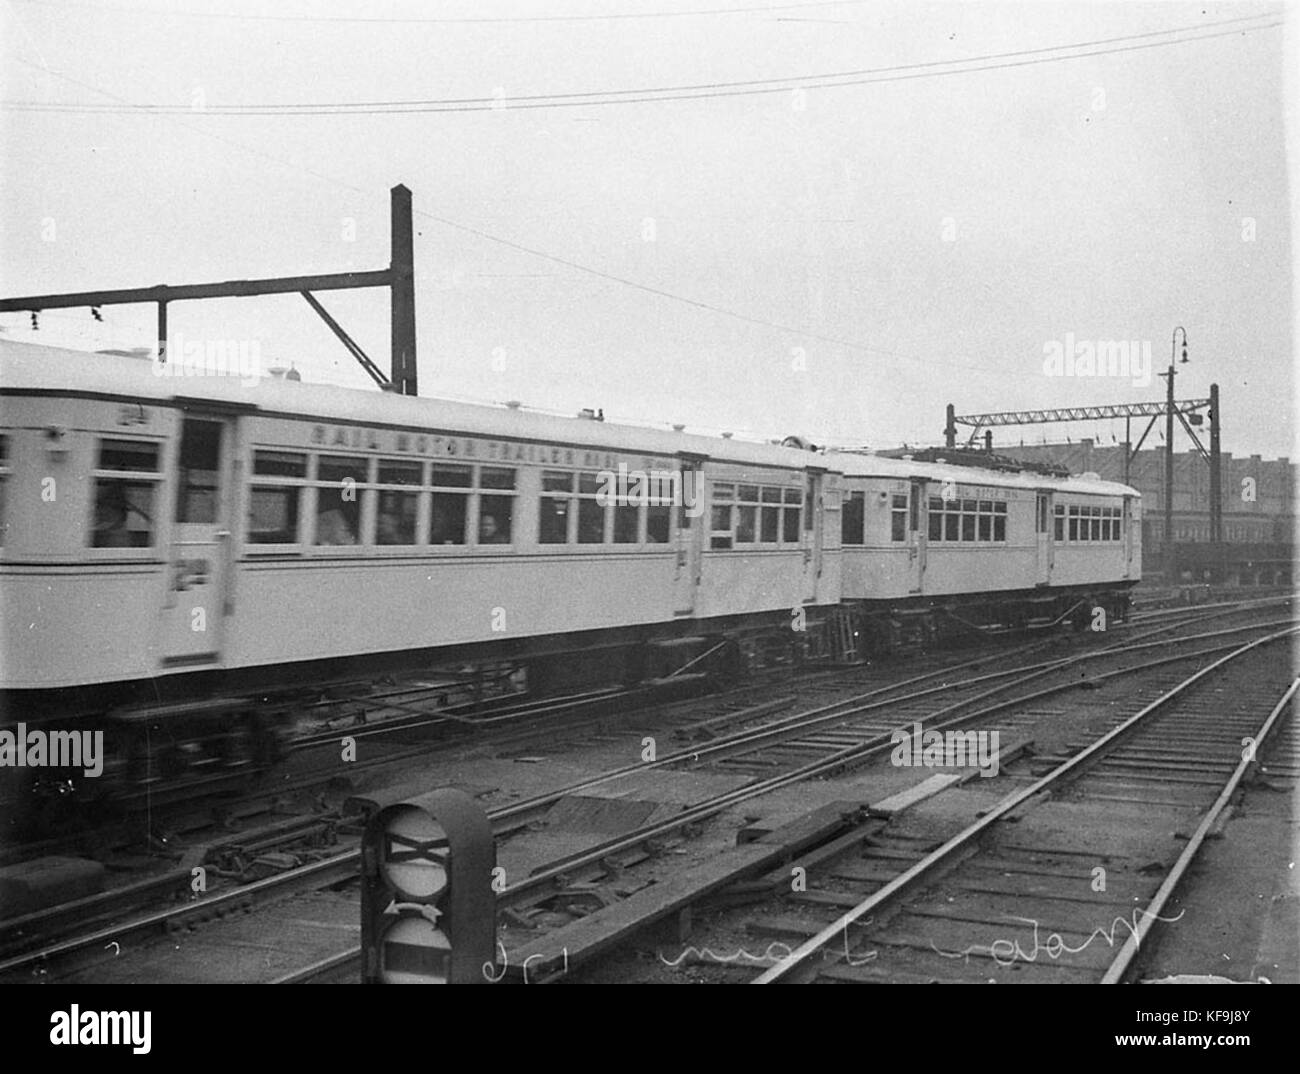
left=2, top=0, right=1295, bottom=459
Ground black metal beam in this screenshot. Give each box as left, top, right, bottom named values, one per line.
left=300, top=291, right=389, bottom=389
left=0, top=270, right=394, bottom=313
left=389, top=184, right=417, bottom=397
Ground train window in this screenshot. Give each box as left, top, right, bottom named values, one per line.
left=646, top=504, right=672, bottom=544
left=314, top=456, right=367, bottom=546
left=577, top=499, right=605, bottom=543
left=98, top=440, right=159, bottom=472
left=481, top=467, right=516, bottom=490
left=376, top=460, right=422, bottom=545
left=927, top=497, right=943, bottom=541
left=783, top=487, right=801, bottom=543
left=574, top=473, right=606, bottom=544
left=709, top=484, right=734, bottom=549
left=842, top=491, right=866, bottom=545
left=1090, top=507, right=1102, bottom=542
left=760, top=486, right=781, bottom=544
left=890, top=494, right=907, bottom=542
left=1068, top=505, right=1080, bottom=541
left=253, top=451, right=306, bottom=478
left=432, top=463, right=472, bottom=488
left=539, top=471, right=574, bottom=544
left=248, top=451, right=306, bottom=545
left=477, top=466, right=517, bottom=545
left=613, top=502, right=639, bottom=543
left=175, top=420, right=222, bottom=524
left=430, top=492, right=467, bottom=545
left=732, top=485, right=759, bottom=545
left=248, top=488, right=300, bottom=544
left=1054, top=504, right=1065, bottom=541
left=478, top=497, right=512, bottom=543
left=736, top=504, right=757, bottom=544
left=928, top=495, right=1007, bottom=544
left=428, top=464, right=471, bottom=545
left=91, top=439, right=160, bottom=548
left=0, top=434, right=8, bottom=547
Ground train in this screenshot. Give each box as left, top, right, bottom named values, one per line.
left=0, top=337, right=1140, bottom=794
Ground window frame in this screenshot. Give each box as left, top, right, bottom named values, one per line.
left=709, top=480, right=802, bottom=551
left=88, top=436, right=165, bottom=554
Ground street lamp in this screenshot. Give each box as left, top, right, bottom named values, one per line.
left=1160, top=327, right=1189, bottom=584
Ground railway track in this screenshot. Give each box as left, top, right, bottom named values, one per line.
left=5, top=596, right=1289, bottom=984
left=737, top=631, right=1297, bottom=984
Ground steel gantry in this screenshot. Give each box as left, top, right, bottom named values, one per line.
left=0, top=185, right=419, bottom=396
left=943, top=385, right=1224, bottom=552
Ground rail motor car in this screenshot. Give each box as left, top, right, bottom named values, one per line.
left=0, top=338, right=1140, bottom=785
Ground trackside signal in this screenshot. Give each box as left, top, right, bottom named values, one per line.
left=360, top=788, right=495, bottom=983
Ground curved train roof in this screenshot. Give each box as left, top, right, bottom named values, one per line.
left=829, top=449, right=1139, bottom=497
left=0, top=338, right=812, bottom=471
left=0, top=338, right=1138, bottom=497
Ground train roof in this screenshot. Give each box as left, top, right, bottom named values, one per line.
left=828, top=448, right=1140, bottom=497
left=0, top=338, right=815, bottom=472
left=0, top=338, right=1140, bottom=497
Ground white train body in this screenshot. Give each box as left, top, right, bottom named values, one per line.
left=0, top=339, right=1139, bottom=710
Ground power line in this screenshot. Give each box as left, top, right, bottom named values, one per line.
left=5, top=14, right=1281, bottom=115
left=8, top=0, right=871, bottom=24
left=2, top=59, right=979, bottom=370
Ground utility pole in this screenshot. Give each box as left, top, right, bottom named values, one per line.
left=1209, top=381, right=1222, bottom=574
left=1161, top=327, right=1189, bottom=583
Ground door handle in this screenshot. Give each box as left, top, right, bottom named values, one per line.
left=215, top=530, right=231, bottom=540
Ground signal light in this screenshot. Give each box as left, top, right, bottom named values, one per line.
left=360, top=788, right=495, bottom=984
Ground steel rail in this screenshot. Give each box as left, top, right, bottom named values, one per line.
left=751, top=626, right=1299, bottom=983
left=1099, top=676, right=1300, bottom=983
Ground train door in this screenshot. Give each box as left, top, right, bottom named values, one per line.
left=802, top=469, right=825, bottom=602
left=673, top=458, right=704, bottom=616
left=1122, top=495, right=1135, bottom=578
left=1035, top=491, right=1053, bottom=586
left=158, top=414, right=236, bottom=665
left=907, top=479, right=927, bottom=594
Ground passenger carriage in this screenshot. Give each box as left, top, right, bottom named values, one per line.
left=0, top=337, right=1139, bottom=791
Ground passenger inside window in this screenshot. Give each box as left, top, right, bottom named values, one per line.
left=478, top=506, right=511, bottom=544
left=316, top=503, right=358, bottom=545
left=92, top=481, right=153, bottom=547
left=376, top=491, right=417, bottom=545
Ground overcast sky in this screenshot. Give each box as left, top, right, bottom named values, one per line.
left=2, top=0, right=1294, bottom=460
